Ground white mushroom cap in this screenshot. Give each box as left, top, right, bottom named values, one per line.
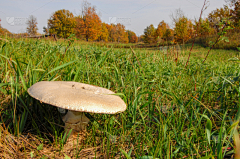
left=28, top=81, right=126, bottom=114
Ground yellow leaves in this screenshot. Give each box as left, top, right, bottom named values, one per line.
left=174, top=17, right=193, bottom=43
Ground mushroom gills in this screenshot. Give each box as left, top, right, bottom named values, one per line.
left=62, top=111, right=90, bottom=134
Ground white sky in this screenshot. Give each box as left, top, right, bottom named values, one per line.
left=0, top=0, right=226, bottom=36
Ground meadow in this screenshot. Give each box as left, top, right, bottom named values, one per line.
left=0, top=37, right=240, bottom=158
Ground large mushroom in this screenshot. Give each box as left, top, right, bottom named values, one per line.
left=28, top=81, right=126, bottom=135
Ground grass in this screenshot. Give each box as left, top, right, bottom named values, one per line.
left=0, top=37, right=240, bottom=158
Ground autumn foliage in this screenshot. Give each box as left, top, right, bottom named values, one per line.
left=143, top=21, right=174, bottom=44
left=127, top=30, right=138, bottom=43
left=0, top=19, right=11, bottom=35
left=156, top=21, right=173, bottom=42
left=174, top=17, right=193, bottom=43
left=45, top=1, right=134, bottom=43
left=75, top=2, right=102, bottom=41
left=44, top=0, right=239, bottom=46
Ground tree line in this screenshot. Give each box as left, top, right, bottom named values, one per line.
left=1, top=0, right=239, bottom=45
left=40, top=1, right=137, bottom=43
left=142, top=0, right=240, bottom=45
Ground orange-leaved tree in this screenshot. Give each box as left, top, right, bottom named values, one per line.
left=48, top=9, right=76, bottom=38
left=126, top=30, right=138, bottom=43
left=75, top=1, right=102, bottom=41
left=107, top=23, right=128, bottom=43
left=107, top=24, right=117, bottom=42
left=0, top=19, right=3, bottom=35
left=155, top=20, right=169, bottom=41
left=115, top=23, right=129, bottom=43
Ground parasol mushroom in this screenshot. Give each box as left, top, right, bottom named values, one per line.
left=28, top=81, right=126, bottom=135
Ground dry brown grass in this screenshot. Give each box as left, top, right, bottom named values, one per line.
left=0, top=125, right=115, bottom=158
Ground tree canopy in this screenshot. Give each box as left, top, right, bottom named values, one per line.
left=48, top=9, right=76, bottom=38
left=75, top=1, right=102, bottom=41
left=143, top=24, right=156, bottom=43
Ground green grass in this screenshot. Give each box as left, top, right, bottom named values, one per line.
left=0, top=37, right=240, bottom=158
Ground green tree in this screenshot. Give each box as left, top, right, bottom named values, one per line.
left=194, top=18, right=214, bottom=37
left=143, top=24, right=156, bottom=43
left=48, top=9, right=76, bottom=38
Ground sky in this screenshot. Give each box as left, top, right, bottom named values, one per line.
left=0, top=0, right=227, bottom=36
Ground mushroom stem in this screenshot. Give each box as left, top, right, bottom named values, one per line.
left=62, top=111, right=90, bottom=135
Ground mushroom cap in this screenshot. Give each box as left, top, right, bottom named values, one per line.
left=28, top=81, right=126, bottom=114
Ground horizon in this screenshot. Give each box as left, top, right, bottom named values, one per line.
left=0, top=0, right=226, bottom=36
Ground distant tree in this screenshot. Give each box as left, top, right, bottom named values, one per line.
left=106, top=23, right=128, bottom=43
left=194, top=18, right=214, bottom=37
left=143, top=24, right=156, bottom=43
left=174, top=17, right=193, bottom=43
left=0, top=21, right=11, bottom=35
left=155, top=21, right=169, bottom=38
left=75, top=0, right=102, bottom=41
left=170, top=8, right=192, bottom=43
left=98, top=22, right=109, bottom=42
left=208, top=5, right=231, bottom=31
left=48, top=9, right=76, bottom=38
left=105, top=23, right=113, bottom=42
left=170, top=8, right=185, bottom=26
left=116, top=23, right=129, bottom=43
left=107, top=24, right=117, bottom=42
left=230, top=1, right=240, bottom=27
left=26, top=15, right=38, bottom=36
left=138, top=35, right=144, bottom=42
left=0, top=19, right=3, bottom=35
left=127, top=30, right=138, bottom=43
left=162, top=28, right=174, bottom=41
left=225, top=0, right=239, bottom=7
left=155, top=20, right=171, bottom=43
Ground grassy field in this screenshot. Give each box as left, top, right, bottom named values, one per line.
left=0, top=37, right=240, bottom=158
